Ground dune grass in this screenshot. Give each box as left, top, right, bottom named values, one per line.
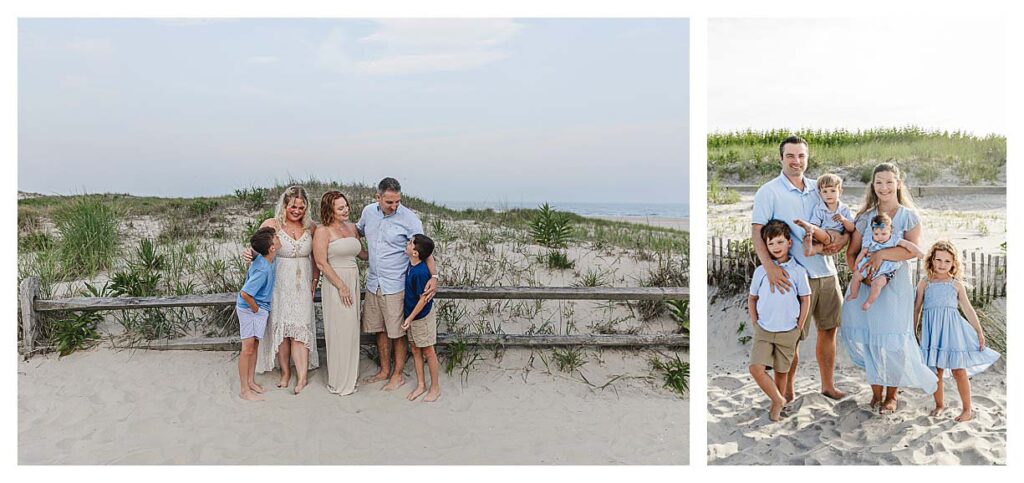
left=708, top=127, right=1006, bottom=185
left=53, top=196, right=121, bottom=277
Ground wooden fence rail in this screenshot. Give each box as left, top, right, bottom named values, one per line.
left=707, top=236, right=1007, bottom=303
left=18, top=279, right=689, bottom=355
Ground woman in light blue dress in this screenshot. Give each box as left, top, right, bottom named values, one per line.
left=915, top=240, right=1000, bottom=421
left=840, top=163, right=937, bottom=413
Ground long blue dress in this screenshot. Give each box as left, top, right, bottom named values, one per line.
left=919, top=279, right=1000, bottom=377
left=840, top=206, right=937, bottom=393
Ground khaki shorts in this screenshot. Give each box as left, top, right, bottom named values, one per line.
left=801, top=275, right=842, bottom=340
left=408, top=310, right=437, bottom=348
left=362, top=289, right=406, bottom=339
left=749, top=324, right=801, bottom=372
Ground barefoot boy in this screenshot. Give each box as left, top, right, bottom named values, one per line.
left=748, top=220, right=811, bottom=421
left=400, top=234, right=441, bottom=403
left=235, top=227, right=279, bottom=402
left=793, top=173, right=854, bottom=257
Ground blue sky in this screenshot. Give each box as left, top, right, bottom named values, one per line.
left=19, top=18, right=689, bottom=204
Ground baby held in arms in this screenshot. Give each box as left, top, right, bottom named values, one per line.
left=846, top=212, right=924, bottom=310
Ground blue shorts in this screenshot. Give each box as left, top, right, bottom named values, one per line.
left=237, top=306, right=270, bottom=340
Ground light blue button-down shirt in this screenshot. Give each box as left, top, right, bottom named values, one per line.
left=749, top=258, right=811, bottom=332
left=357, top=203, right=424, bottom=295
left=752, top=172, right=837, bottom=278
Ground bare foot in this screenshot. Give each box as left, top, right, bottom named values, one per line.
left=249, top=382, right=265, bottom=394
left=294, top=379, right=307, bottom=395
left=846, top=291, right=858, bottom=302
left=277, top=373, right=290, bottom=388
left=869, top=395, right=882, bottom=408
left=955, top=409, right=974, bottom=422
left=423, top=389, right=441, bottom=403
left=362, top=371, right=389, bottom=384
left=822, top=388, right=846, bottom=400
left=784, top=391, right=795, bottom=404
left=240, top=391, right=264, bottom=402
left=879, top=398, right=897, bottom=414
left=769, top=398, right=785, bottom=422
left=407, top=386, right=426, bottom=401
left=861, top=301, right=873, bottom=311
left=803, top=232, right=815, bottom=257
left=382, top=375, right=405, bottom=391
left=929, top=405, right=945, bottom=417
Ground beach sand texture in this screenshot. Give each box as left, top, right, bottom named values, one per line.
left=19, top=345, right=687, bottom=465
left=706, top=294, right=1006, bottom=465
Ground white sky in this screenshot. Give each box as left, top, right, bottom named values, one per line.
left=709, top=18, right=1006, bottom=135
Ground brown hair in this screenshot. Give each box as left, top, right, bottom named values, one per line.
left=779, top=135, right=808, bottom=159
left=761, top=219, right=792, bottom=244
left=856, top=162, right=918, bottom=220
left=817, top=173, right=843, bottom=190
left=870, top=212, right=892, bottom=229
left=250, top=226, right=277, bottom=256
left=925, top=240, right=963, bottom=281
left=319, top=191, right=350, bottom=227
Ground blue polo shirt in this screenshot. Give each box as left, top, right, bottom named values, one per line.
left=751, top=172, right=837, bottom=278
left=236, top=254, right=276, bottom=311
left=809, top=200, right=853, bottom=233
left=749, top=258, right=811, bottom=332
left=357, top=203, right=425, bottom=295
left=403, top=261, right=433, bottom=320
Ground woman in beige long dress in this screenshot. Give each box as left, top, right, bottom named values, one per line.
left=313, top=191, right=366, bottom=395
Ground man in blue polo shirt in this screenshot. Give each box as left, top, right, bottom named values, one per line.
left=751, top=135, right=848, bottom=401
left=358, top=177, right=438, bottom=391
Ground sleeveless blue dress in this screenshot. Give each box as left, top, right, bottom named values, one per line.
left=840, top=207, right=937, bottom=393
left=919, top=279, right=1000, bottom=377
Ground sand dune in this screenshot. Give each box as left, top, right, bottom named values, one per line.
left=706, top=294, right=1006, bottom=465
left=19, top=345, right=687, bottom=465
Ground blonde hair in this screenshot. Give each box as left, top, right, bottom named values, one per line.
left=274, top=185, right=315, bottom=233
left=856, top=162, right=918, bottom=220
left=925, top=240, right=963, bottom=281
left=817, top=173, right=843, bottom=190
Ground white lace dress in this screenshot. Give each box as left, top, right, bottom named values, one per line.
left=256, top=230, right=320, bottom=373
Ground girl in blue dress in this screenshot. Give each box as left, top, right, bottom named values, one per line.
left=915, top=240, right=1000, bottom=422
left=841, top=163, right=937, bottom=414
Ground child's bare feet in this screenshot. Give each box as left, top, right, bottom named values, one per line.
left=249, top=382, right=265, bottom=394
left=869, top=394, right=882, bottom=408
left=277, top=373, right=290, bottom=388
left=382, top=374, right=405, bottom=391
left=407, top=386, right=426, bottom=401
left=363, top=371, right=389, bottom=384
left=929, top=405, right=945, bottom=417
left=769, top=398, right=785, bottom=422
left=879, top=398, right=898, bottom=414
left=784, top=390, right=795, bottom=403
left=294, top=378, right=307, bottom=395
left=423, top=388, right=441, bottom=403
left=861, top=300, right=874, bottom=311
left=955, top=409, right=974, bottom=422
left=240, top=391, right=264, bottom=402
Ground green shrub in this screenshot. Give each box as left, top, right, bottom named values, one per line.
left=650, top=354, right=689, bottom=397
left=529, top=203, right=572, bottom=249
left=54, top=197, right=120, bottom=276
left=50, top=311, right=102, bottom=357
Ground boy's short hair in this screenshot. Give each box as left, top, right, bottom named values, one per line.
left=250, top=227, right=277, bottom=256
left=411, top=233, right=435, bottom=260
left=817, top=173, right=843, bottom=190
left=870, top=213, right=892, bottom=229
left=761, top=219, right=792, bottom=244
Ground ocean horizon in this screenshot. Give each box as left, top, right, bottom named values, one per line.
left=434, top=200, right=689, bottom=219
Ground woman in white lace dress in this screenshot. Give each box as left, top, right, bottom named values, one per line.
left=252, top=186, right=320, bottom=394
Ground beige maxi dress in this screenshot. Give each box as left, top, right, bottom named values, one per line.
left=321, top=236, right=361, bottom=395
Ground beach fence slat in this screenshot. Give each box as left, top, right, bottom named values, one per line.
left=19, top=277, right=40, bottom=355
left=144, top=333, right=690, bottom=351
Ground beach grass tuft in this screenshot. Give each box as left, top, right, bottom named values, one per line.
left=650, top=354, right=688, bottom=397
left=54, top=196, right=120, bottom=277
left=551, top=346, right=586, bottom=373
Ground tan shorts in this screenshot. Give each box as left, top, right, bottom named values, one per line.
left=801, top=275, right=842, bottom=340
left=408, top=310, right=437, bottom=348
left=362, top=289, right=405, bottom=339
left=749, top=324, right=801, bottom=372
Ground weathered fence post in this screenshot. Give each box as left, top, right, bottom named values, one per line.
left=20, top=277, right=40, bottom=355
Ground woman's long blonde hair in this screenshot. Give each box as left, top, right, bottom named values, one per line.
left=925, top=240, right=964, bottom=281
left=856, top=162, right=918, bottom=220
left=274, top=185, right=315, bottom=233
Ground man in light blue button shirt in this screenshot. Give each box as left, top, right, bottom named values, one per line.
left=358, top=177, right=438, bottom=390
left=751, top=136, right=848, bottom=402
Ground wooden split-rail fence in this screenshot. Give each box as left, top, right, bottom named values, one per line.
left=18, top=278, right=689, bottom=356
left=708, top=236, right=1007, bottom=303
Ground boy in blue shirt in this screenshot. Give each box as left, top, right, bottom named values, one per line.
left=748, top=220, right=811, bottom=421
left=236, top=227, right=280, bottom=402
left=400, top=234, right=440, bottom=402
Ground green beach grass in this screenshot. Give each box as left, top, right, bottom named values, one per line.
left=708, top=126, right=1006, bottom=185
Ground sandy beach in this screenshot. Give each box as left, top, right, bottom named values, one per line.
left=706, top=293, right=1006, bottom=465
left=19, top=343, right=687, bottom=464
